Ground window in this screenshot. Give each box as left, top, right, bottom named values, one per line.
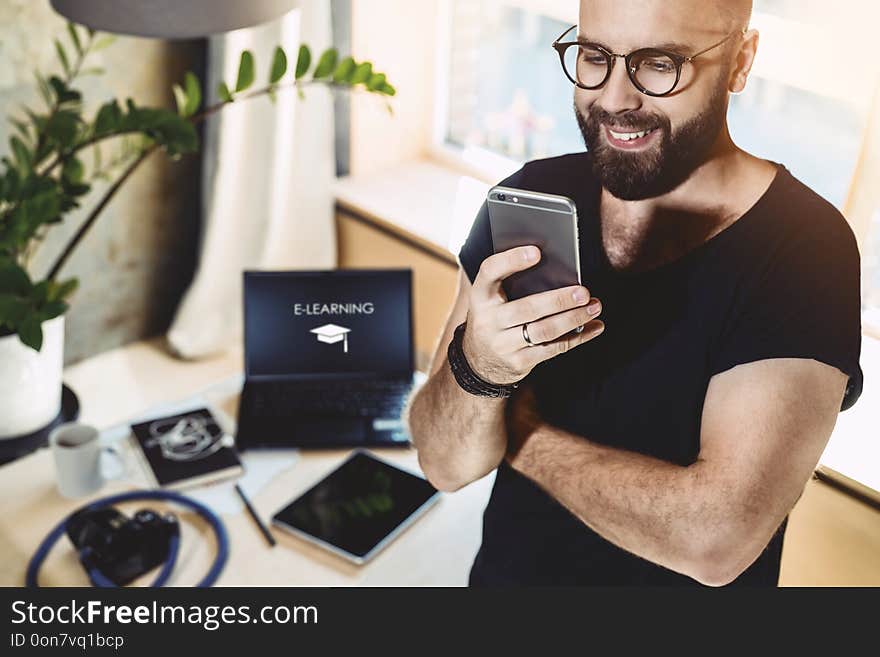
left=442, top=1, right=576, bottom=174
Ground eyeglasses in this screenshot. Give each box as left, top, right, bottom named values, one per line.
left=552, top=25, right=746, bottom=97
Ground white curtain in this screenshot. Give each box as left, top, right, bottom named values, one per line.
left=167, top=0, right=336, bottom=359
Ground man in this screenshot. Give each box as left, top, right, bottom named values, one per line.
left=405, top=0, right=863, bottom=586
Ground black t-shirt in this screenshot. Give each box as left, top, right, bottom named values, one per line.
left=457, top=152, right=863, bottom=586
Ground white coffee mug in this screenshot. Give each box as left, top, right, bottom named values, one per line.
left=49, top=422, right=125, bottom=498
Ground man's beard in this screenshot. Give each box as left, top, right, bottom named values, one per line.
left=575, top=87, right=729, bottom=201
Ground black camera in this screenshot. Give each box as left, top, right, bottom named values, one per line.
left=497, top=193, right=507, bottom=201
left=65, top=507, right=179, bottom=585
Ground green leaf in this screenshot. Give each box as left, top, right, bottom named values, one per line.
left=172, top=84, right=187, bottom=117
left=217, top=81, right=234, bottom=103
left=332, top=56, right=356, bottom=83
left=94, top=100, right=122, bottom=135
left=366, top=72, right=386, bottom=91
left=64, top=183, right=91, bottom=197
left=79, top=67, right=105, bottom=77
left=61, top=157, right=84, bottom=185
left=1, top=167, right=21, bottom=201
left=183, top=71, right=201, bottom=117
left=30, top=280, right=50, bottom=304
left=48, top=76, right=81, bottom=104
left=142, top=114, right=183, bottom=148
left=378, top=82, right=396, bottom=96
left=57, top=195, right=79, bottom=213
left=54, top=39, right=71, bottom=77
left=10, top=136, right=32, bottom=172
left=34, top=73, right=53, bottom=108
left=67, top=22, right=83, bottom=55
left=121, top=107, right=198, bottom=155
left=91, top=35, right=116, bottom=52
left=49, top=278, right=78, bottom=302
left=20, top=174, right=57, bottom=197
left=38, top=300, right=68, bottom=321
left=5, top=189, right=63, bottom=248
left=312, top=48, right=338, bottom=79
left=270, top=46, right=287, bottom=84
left=235, top=50, right=255, bottom=92
left=45, top=110, right=80, bottom=148
left=349, top=61, right=372, bottom=85
left=11, top=118, right=32, bottom=144
left=0, top=293, right=29, bottom=325
left=24, top=108, right=47, bottom=135
left=0, top=260, right=32, bottom=295
left=19, top=315, right=43, bottom=351
left=295, top=45, right=311, bottom=79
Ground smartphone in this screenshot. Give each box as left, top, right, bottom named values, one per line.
left=487, top=186, right=582, bottom=302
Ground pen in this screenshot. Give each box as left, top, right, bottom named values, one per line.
left=235, top=483, right=276, bottom=547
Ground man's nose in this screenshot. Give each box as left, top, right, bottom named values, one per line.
left=595, top=56, right=643, bottom=116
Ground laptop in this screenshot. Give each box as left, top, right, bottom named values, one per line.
left=236, top=269, right=415, bottom=449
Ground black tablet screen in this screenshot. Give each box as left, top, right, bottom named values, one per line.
left=272, top=452, right=438, bottom=558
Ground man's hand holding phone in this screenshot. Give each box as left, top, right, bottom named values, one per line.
left=462, top=245, right=605, bottom=386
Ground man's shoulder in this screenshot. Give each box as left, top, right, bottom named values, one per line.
left=774, top=165, right=857, bottom=250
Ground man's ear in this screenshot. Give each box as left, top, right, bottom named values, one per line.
left=729, top=29, right=759, bottom=94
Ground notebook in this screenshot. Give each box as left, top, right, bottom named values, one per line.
left=130, top=407, right=243, bottom=489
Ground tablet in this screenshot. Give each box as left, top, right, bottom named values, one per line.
left=272, top=450, right=440, bottom=564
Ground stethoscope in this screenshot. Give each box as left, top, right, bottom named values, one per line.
left=26, top=490, right=229, bottom=587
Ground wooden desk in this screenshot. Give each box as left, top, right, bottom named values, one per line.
left=2, top=337, right=878, bottom=586
left=0, top=338, right=493, bottom=586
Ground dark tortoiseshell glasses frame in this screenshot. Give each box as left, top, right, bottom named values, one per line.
left=552, top=24, right=747, bottom=97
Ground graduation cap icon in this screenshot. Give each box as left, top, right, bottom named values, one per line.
left=310, top=323, right=351, bottom=353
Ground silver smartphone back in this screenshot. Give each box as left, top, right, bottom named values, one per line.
left=487, top=186, right=582, bottom=301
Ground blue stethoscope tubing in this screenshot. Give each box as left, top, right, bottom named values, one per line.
left=26, top=489, right=229, bottom=587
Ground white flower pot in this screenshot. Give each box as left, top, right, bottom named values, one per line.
left=0, top=315, right=65, bottom=439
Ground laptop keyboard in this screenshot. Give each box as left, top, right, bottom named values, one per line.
left=249, top=379, right=412, bottom=418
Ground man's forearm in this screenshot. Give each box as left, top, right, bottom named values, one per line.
left=508, top=424, right=758, bottom=585
left=406, top=359, right=508, bottom=492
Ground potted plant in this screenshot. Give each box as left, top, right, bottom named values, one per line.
left=0, top=23, right=395, bottom=440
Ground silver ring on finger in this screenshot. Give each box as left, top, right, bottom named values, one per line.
left=522, top=322, right=536, bottom=347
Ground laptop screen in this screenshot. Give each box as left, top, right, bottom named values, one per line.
left=244, top=270, right=413, bottom=378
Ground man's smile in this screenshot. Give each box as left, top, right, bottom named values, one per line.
left=603, top=124, right=661, bottom=150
